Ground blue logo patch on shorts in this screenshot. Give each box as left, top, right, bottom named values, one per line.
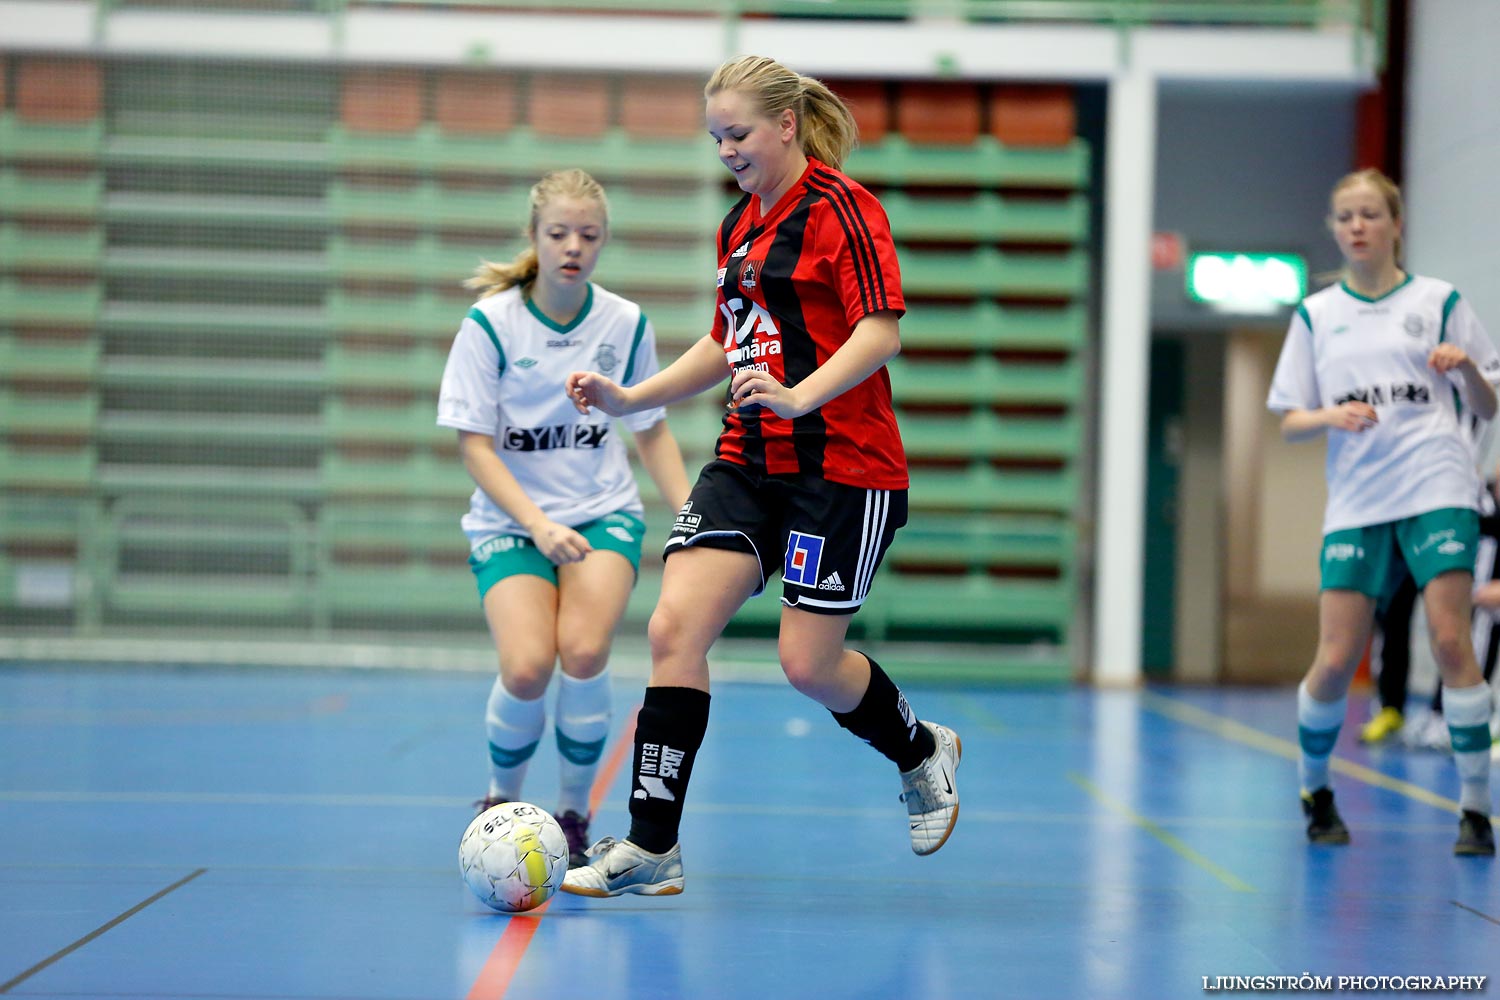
left=784, top=531, right=825, bottom=588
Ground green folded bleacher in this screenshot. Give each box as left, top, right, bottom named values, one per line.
left=326, top=343, right=449, bottom=392
left=0, top=224, right=105, bottom=271
left=880, top=191, right=1088, bottom=244
left=312, top=501, right=473, bottom=627
left=0, top=333, right=101, bottom=380
left=0, top=493, right=92, bottom=618
left=847, top=135, right=1089, bottom=188
left=892, top=512, right=1074, bottom=572
left=100, top=301, right=329, bottom=341
left=326, top=125, right=717, bottom=182
left=95, top=462, right=321, bottom=500
left=104, top=133, right=330, bottom=173
left=880, top=575, right=1073, bottom=639
left=0, top=444, right=96, bottom=492
left=900, top=411, right=1082, bottom=462
left=899, top=246, right=1090, bottom=298
left=906, top=465, right=1078, bottom=515
left=86, top=496, right=315, bottom=625
left=97, top=410, right=325, bottom=447
left=888, top=355, right=1085, bottom=407
left=324, top=398, right=448, bottom=447
left=1, top=56, right=1091, bottom=671
left=325, top=288, right=470, bottom=339
left=328, top=179, right=519, bottom=231
left=321, top=450, right=473, bottom=501
left=0, top=170, right=105, bottom=218
left=103, top=245, right=330, bottom=282
left=899, top=301, right=1087, bottom=352
left=99, top=355, right=325, bottom=393
left=0, top=113, right=104, bottom=161
left=0, top=389, right=99, bottom=435
left=105, top=190, right=329, bottom=229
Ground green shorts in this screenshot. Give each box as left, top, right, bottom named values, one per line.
left=469, top=511, right=645, bottom=600
left=1320, top=507, right=1479, bottom=607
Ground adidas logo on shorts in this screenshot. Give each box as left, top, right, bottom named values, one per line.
left=818, top=572, right=845, bottom=592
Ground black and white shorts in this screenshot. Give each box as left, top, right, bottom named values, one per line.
left=664, top=459, right=907, bottom=615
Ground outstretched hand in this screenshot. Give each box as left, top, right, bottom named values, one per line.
left=567, top=371, right=630, bottom=417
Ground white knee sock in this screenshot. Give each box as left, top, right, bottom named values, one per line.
left=485, top=677, right=546, bottom=801
left=1443, top=682, right=1494, bottom=815
left=1298, top=681, right=1346, bottom=793
left=555, top=670, right=611, bottom=816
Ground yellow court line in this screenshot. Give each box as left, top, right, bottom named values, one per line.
left=1067, top=772, right=1257, bottom=893
left=1140, top=690, right=1460, bottom=813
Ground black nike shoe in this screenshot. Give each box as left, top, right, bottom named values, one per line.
left=1301, top=787, right=1351, bottom=845
left=1455, top=810, right=1495, bottom=857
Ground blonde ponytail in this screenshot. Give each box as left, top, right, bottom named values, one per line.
left=465, top=247, right=539, bottom=298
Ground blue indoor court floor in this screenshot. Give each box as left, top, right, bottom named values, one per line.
left=1, top=660, right=1496, bottom=1000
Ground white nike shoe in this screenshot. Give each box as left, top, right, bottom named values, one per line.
left=559, top=837, right=684, bottom=897
left=899, top=721, right=961, bottom=856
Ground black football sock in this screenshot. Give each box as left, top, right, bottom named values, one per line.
left=626, top=685, right=710, bottom=854
left=830, top=653, right=935, bottom=772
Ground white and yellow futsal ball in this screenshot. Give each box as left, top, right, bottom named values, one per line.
left=459, top=801, right=569, bottom=912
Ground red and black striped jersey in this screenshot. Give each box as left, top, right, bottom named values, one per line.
left=712, top=158, right=909, bottom=490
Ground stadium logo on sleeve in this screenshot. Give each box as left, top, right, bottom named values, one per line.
left=783, top=531, right=825, bottom=589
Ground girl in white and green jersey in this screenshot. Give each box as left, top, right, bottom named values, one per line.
left=1267, top=167, right=1500, bottom=855
left=436, top=170, right=691, bottom=867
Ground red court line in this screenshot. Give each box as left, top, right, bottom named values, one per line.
left=464, top=703, right=640, bottom=1000
left=463, top=904, right=549, bottom=1000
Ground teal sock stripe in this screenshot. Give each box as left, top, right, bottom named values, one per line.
left=555, top=728, right=606, bottom=766
left=489, top=739, right=540, bottom=768
left=1449, top=722, right=1493, bottom=754
left=1298, top=725, right=1340, bottom=757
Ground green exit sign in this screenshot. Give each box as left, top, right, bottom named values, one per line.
left=1186, top=252, right=1307, bottom=312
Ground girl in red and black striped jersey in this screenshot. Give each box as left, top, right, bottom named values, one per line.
left=560, top=55, right=961, bottom=898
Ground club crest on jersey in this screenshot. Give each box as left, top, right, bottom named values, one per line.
left=731, top=241, right=751, bottom=258
left=783, top=531, right=825, bottom=589
left=593, top=343, right=619, bottom=374
left=740, top=259, right=761, bottom=290
left=1403, top=313, right=1427, bottom=338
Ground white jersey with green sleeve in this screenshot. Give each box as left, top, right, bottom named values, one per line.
left=1266, top=274, right=1500, bottom=534
left=436, top=283, right=667, bottom=538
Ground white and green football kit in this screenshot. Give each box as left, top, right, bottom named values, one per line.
left=437, top=283, right=668, bottom=579
left=1267, top=275, right=1500, bottom=596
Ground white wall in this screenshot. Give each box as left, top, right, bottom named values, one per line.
left=1405, top=0, right=1500, bottom=353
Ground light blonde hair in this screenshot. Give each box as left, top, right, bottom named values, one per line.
left=1329, top=167, right=1404, bottom=264
left=466, top=168, right=610, bottom=298
left=705, top=55, right=858, bottom=171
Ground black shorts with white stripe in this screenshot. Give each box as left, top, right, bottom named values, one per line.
left=664, top=459, right=908, bottom=615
